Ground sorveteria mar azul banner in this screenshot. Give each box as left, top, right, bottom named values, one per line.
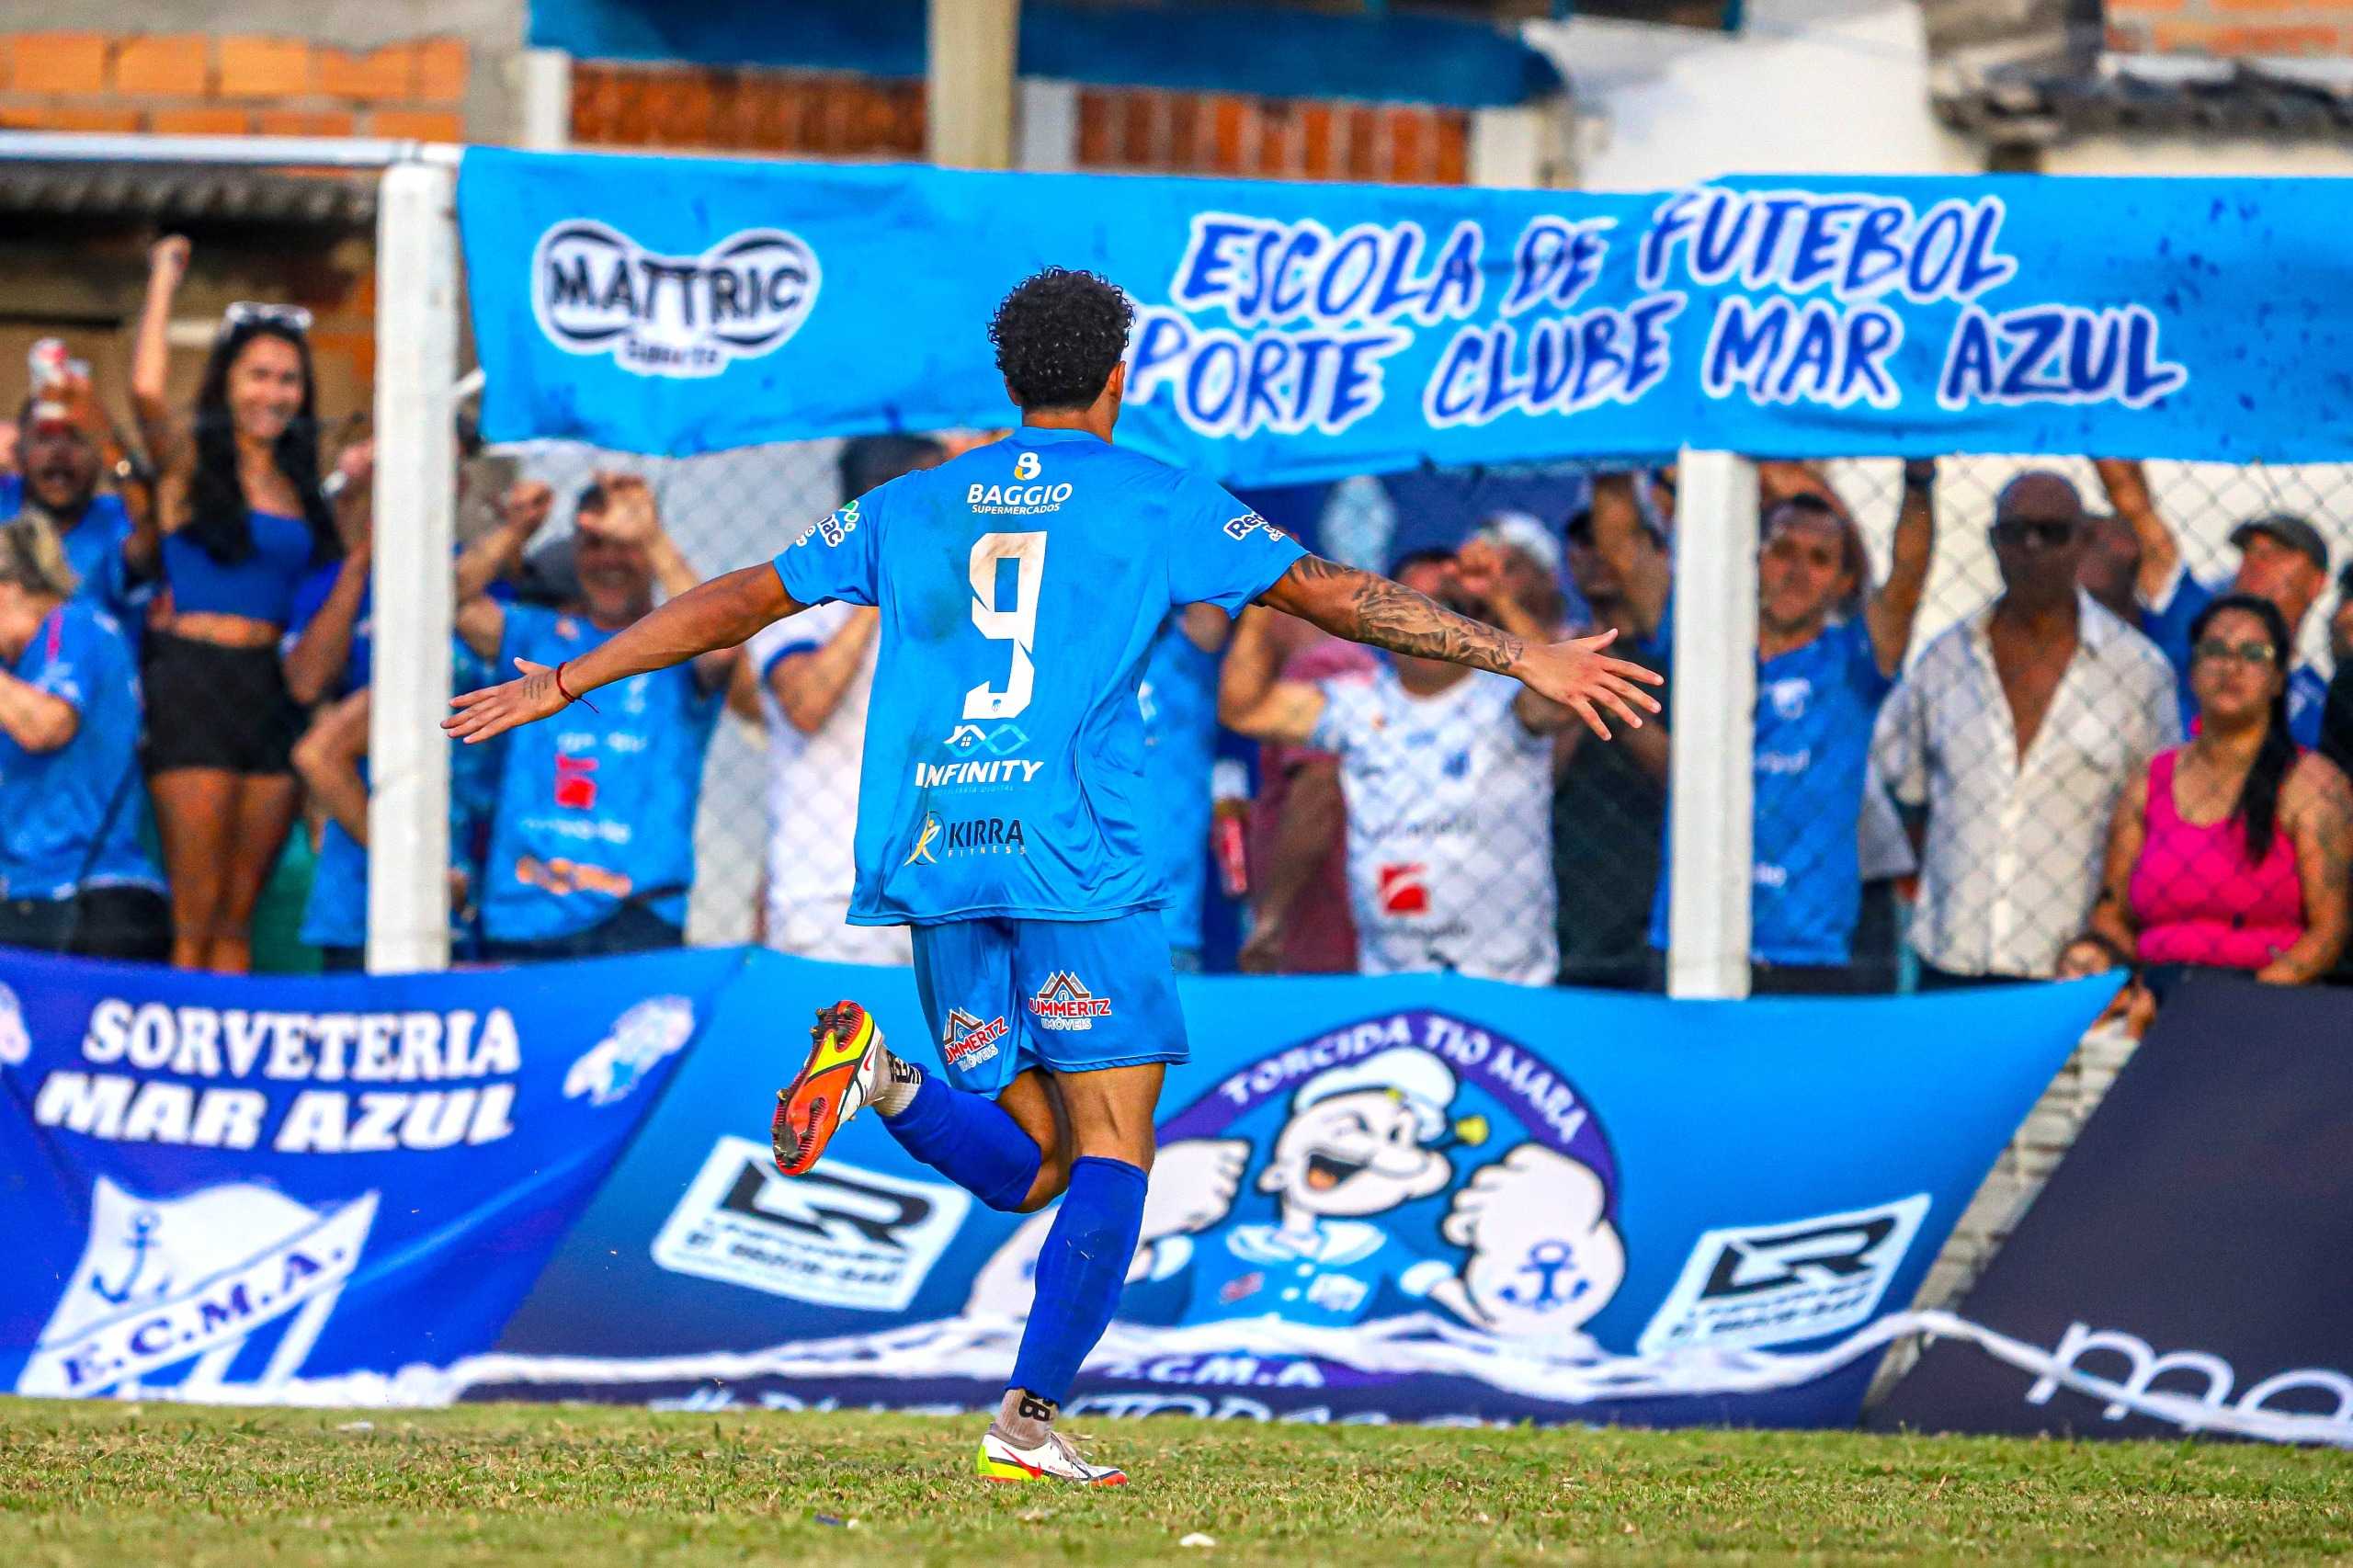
left=1, top=948, right=2118, bottom=1427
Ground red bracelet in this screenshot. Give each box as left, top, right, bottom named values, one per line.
left=552, top=661, right=597, bottom=712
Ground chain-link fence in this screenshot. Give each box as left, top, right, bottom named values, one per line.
left=397, top=441, right=2353, bottom=995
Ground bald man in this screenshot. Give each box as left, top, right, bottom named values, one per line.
left=1872, top=471, right=2180, bottom=984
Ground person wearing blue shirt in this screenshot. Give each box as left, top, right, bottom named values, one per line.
left=456, top=474, right=735, bottom=960
left=287, top=480, right=551, bottom=968
left=2097, top=458, right=2332, bottom=747
left=0, top=518, right=167, bottom=960
left=444, top=267, right=1657, bottom=1483
left=1137, top=605, right=1228, bottom=971
left=1644, top=472, right=1936, bottom=993
left=5, top=375, right=160, bottom=631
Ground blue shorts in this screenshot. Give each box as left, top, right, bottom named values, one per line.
left=908, top=911, right=1188, bottom=1096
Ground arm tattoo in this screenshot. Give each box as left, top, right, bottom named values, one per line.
left=1288, top=556, right=1527, bottom=676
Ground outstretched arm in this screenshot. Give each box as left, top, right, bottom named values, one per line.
left=445, top=563, right=801, bottom=744
left=1257, top=554, right=1661, bottom=740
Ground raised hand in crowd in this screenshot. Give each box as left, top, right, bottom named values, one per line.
left=1585, top=472, right=1670, bottom=642
left=129, top=235, right=191, bottom=470
left=451, top=477, right=556, bottom=605
left=2094, top=456, right=2176, bottom=608
left=330, top=435, right=376, bottom=552
left=584, top=471, right=715, bottom=615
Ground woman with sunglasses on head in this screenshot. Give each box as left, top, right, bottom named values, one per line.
left=0, top=518, right=170, bottom=960
left=2091, top=593, right=2353, bottom=992
left=129, top=235, right=364, bottom=971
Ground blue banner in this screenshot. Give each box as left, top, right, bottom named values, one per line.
left=459, top=151, right=2353, bottom=480
left=478, top=953, right=2114, bottom=1428
left=0, top=948, right=738, bottom=1401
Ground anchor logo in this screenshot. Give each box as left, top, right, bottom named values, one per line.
left=88, top=1209, right=168, bottom=1307
left=1497, top=1239, right=1590, bottom=1312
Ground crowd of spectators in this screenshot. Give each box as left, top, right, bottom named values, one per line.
left=6, top=244, right=2352, bottom=1003
left=0, top=235, right=742, bottom=972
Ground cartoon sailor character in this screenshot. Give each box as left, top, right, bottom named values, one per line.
left=963, top=1046, right=1625, bottom=1341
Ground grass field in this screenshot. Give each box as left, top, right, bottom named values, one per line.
left=3, top=1400, right=2349, bottom=1565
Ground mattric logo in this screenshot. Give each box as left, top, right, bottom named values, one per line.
left=652, top=1137, right=969, bottom=1313
left=533, top=219, right=820, bottom=378
left=1638, top=1193, right=1928, bottom=1354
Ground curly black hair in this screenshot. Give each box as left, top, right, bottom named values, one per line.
left=988, top=267, right=1133, bottom=412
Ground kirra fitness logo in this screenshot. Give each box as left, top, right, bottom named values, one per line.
left=532, top=220, right=821, bottom=378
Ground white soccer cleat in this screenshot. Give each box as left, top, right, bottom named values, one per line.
left=976, top=1426, right=1129, bottom=1486
left=770, top=1000, right=887, bottom=1176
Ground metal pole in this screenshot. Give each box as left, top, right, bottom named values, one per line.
left=516, top=50, right=573, bottom=152
left=1666, top=449, right=1758, bottom=1000
left=365, top=158, right=460, bottom=973
left=928, top=0, right=1020, bottom=170
left=0, top=131, right=460, bottom=166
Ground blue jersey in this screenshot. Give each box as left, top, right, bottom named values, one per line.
left=2142, top=572, right=2326, bottom=747
left=0, top=603, right=159, bottom=900
left=1649, top=618, right=1893, bottom=965
left=1138, top=613, right=1222, bottom=952
left=479, top=604, right=721, bottom=942
left=0, top=477, right=148, bottom=630
left=770, top=426, right=1302, bottom=926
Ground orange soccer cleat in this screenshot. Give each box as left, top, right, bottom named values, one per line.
left=770, top=1000, right=887, bottom=1176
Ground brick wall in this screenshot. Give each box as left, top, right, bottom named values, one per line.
left=2107, top=0, right=2353, bottom=60
left=1075, top=87, right=1469, bottom=184
left=0, top=31, right=471, bottom=140
left=567, top=61, right=1474, bottom=185
left=568, top=62, right=925, bottom=158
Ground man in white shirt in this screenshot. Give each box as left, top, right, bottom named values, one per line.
left=1872, top=472, right=2180, bottom=986
left=750, top=436, right=943, bottom=963
left=1220, top=549, right=1574, bottom=984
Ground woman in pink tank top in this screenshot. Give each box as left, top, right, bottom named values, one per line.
left=2092, top=595, right=2351, bottom=982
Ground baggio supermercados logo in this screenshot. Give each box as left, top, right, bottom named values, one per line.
left=532, top=219, right=821, bottom=379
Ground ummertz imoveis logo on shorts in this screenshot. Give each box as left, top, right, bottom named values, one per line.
left=533, top=220, right=820, bottom=379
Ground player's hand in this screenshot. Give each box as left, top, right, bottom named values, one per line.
left=1515, top=628, right=1662, bottom=741
left=1138, top=1138, right=1250, bottom=1241
left=443, top=657, right=569, bottom=744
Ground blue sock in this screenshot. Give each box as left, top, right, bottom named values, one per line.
left=1009, top=1155, right=1148, bottom=1408
left=879, top=1073, right=1041, bottom=1212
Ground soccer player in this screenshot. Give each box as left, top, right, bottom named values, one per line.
left=444, top=267, right=1661, bottom=1483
